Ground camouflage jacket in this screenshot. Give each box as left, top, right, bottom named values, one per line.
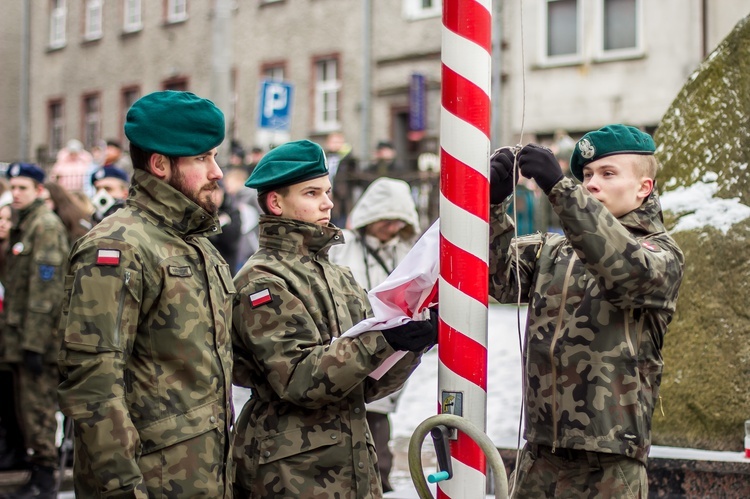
left=489, top=177, right=684, bottom=464
left=1, top=199, right=69, bottom=364
left=232, top=216, right=422, bottom=498
left=58, top=170, right=236, bottom=498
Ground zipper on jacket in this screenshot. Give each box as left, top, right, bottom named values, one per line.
left=549, top=255, right=577, bottom=452
left=113, top=271, right=131, bottom=347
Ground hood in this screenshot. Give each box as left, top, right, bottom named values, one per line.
left=348, top=177, right=421, bottom=237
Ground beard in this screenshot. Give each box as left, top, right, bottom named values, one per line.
left=169, top=169, right=220, bottom=215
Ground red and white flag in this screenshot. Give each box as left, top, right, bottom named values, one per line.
left=250, top=288, right=272, bottom=308
left=96, top=249, right=121, bottom=266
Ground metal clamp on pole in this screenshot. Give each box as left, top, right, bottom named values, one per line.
left=427, top=425, right=453, bottom=483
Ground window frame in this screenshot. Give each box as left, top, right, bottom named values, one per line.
left=120, top=86, right=141, bottom=144
left=594, top=0, right=644, bottom=61
left=166, top=0, right=188, bottom=24
left=84, top=0, right=104, bottom=41
left=312, top=55, right=341, bottom=133
left=48, top=99, right=65, bottom=158
left=403, top=0, right=442, bottom=21
left=261, top=62, right=286, bottom=82
left=539, top=0, right=583, bottom=67
left=49, top=0, right=67, bottom=49
left=123, top=0, right=143, bottom=33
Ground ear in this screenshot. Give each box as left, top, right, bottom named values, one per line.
left=267, top=191, right=283, bottom=216
left=637, top=177, right=654, bottom=200
left=148, top=154, right=171, bottom=180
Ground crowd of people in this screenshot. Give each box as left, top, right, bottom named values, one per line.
left=0, top=89, right=682, bottom=499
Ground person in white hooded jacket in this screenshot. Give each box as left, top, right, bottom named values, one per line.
left=328, top=176, right=421, bottom=492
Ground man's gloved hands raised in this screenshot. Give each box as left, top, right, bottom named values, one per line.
left=517, top=144, right=565, bottom=194
left=381, top=308, right=438, bottom=352
left=489, top=147, right=519, bottom=204
left=23, top=350, right=44, bottom=377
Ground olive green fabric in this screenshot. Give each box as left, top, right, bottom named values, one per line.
left=124, top=90, right=225, bottom=157
left=244, top=139, right=328, bottom=193
left=570, top=124, right=656, bottom=181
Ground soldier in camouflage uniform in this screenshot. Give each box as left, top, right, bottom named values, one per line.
left=0, top=163, right=69, bottom=499
left=488, top=125, right=684, bottom=498
left=231, top=139, right=437, bottom=498
left=57, top=91, right=235, bottom=498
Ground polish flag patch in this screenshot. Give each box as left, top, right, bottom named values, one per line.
left=640, top=240, right=659, bottom=252
left=96, top=249, right=121, bottom=266
left=249, top=288, right=272, bottom=308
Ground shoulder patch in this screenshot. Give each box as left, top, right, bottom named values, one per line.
left=640, top=240, right=660, bottom=252
left=249, top=288, right=273, bottom=308
left=96, top=249, right=121, bottom=266
left=38, top=264, right=56, bottom=281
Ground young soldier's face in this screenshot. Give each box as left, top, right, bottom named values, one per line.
left=0, top=205, right=12, bottom=240
left=10, top=177, right=43, bottom=211
left=582, top=154, right=653, bottom=218
left=94, top=177, right=129, bottom=200
left=273, top=176, right=334, bottom=226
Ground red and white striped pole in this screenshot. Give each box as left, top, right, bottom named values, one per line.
left=438, top=0, right=492, bottom=497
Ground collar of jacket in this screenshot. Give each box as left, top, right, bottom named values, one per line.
left=13, top=198, right=47, bottom=229
left=126, top=169, right=220, bottom=237
left=258, top=215, right=343, bottom=256
left=618, top=185, right=667, bottom=236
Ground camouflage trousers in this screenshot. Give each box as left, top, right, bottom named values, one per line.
left=509, top=443, right=647, bottom=498
left=16, top=363, right=59, bottom=468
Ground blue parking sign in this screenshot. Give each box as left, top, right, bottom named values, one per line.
left=258, top=80, right=294, bottom=131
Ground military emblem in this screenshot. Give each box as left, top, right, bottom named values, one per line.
left=9, top=164, right=20, bottom=177
left=96, top=249, right=121, bottom=266
left=640, top=240, right=660, bottom=252
left=39, top=264, right=56, bottom=281
left=578, top=138, right=595, bottom=159
left=12, top=242, right=24, bottom=255
left=250, top=288, right=272, bottom=308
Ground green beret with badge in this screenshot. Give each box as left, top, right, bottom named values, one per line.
left=570, top=124, right=656, bottom=181
left=124, top=90, right=225, bottom=157
left=245, top=139, right=329, bottom=194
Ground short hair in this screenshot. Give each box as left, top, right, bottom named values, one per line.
left=636, top=154, right=660, bottom=180
left=129, top=143, right=179, bottom=172
left=257, top=187, right=289, bottom=215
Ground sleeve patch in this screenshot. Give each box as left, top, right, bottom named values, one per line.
left=640, top=240, right=660, bottom=252
left=38, top=264, right=56, bottom=281
left=249, top=288, right=273, bottom=308
left=96, top=249, right=121, bottom=266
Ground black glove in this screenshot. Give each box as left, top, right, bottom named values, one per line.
left=381, top=310, right=438, bottom=352
left=517, top=144, right=565, bottom=194
left=489, top=147, right=519, bottom=204
left=23, top=350, right=44, bottom=377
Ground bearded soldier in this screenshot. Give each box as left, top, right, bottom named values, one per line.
left=58, top=91, right=235, bottom=498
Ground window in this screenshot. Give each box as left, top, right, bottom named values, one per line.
left=403, top=0, right=442, bottom=20
left=543, top=0, right=580, bottom=62
left=313, top=57, right=341, bottom=132
left=84, top=0, right=103, bottom=40
left=166, top=0, right=188, bottom=23
left=121, top=87, right=140, bottom=141
left=597, top=0, right=642, bottom=58
left=262, top=65, right=285, bottom=82
left=163, top=78, right=188, bottom=91
left=82, top=94, right=101, bottom=151
left=124, top=0, right=142, bottom=32
left=49, top=0, right=67, bottom=49
left=48, top=100, right=64, bottom=156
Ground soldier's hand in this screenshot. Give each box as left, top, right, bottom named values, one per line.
left=381, top=309, right=438, bottom=352
left=518, top=144, right=564, bottom=194
left=23, top=350, right=44, bottom=377
left=489, top=147, right=519, bottom=204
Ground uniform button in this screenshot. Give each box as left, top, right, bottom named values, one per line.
left=358, top=462, right=364, bottom=469
left=212, top=226, right=218, bottom=232
left=263, top=451, right=271, bottom=458
left=331, top=434, right=337, bottom=440
left=209, top=416, right=216, bottom=423
left=334, top=235, right=340, bottom=240
left=366, top=433, right=370, bottom=439
left=353, top=407, right=361, bottom=414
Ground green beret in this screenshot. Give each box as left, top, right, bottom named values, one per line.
left=125, top=91, right=225, bottom=157
left=245, top=139, right=329, bottom=193
left=570, top=124, right=655, bottom=181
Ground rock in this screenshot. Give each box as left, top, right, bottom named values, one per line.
left=652, top=14, right=750, bottom=451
